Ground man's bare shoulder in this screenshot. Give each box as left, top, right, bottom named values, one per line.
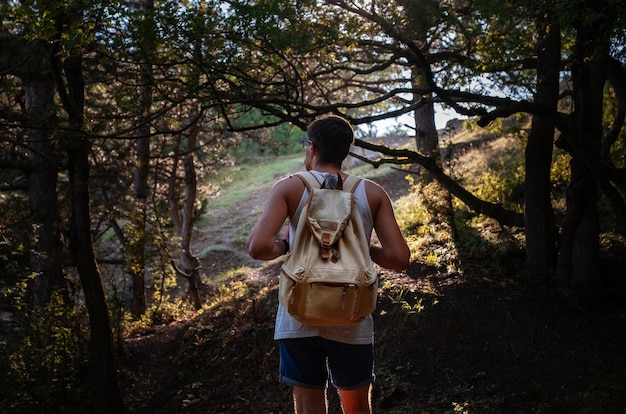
left=270, top=173, right=307, bottom=212
left=273, top=173, right=306, bottom=191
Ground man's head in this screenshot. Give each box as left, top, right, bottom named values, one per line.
left=307, top=115, right=354, bottom=165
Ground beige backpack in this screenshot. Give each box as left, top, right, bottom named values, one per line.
left=278, top=171, right=378, bottom=326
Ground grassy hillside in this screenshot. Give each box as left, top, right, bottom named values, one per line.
left=117, top=129, right=626, bottom=414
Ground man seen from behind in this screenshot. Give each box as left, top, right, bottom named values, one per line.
left=246, top=115, right=410, bottom=414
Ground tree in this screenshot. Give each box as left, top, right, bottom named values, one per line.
left=1, top=1, right=124, bottom=410
left=128, top=0, right=155, bottom=318
left=47, top=2, right=124, bottom=411
left=208, top=0, right=626, bottom=294
left=555, top=0, right=621, bottom=294
left=0, top=8, right=66, bottom=309
left=524, top=3, right=560, bottom=282
left=2, top=2, right=626, bottom=410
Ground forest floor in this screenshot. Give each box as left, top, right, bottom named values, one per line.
left=118, top=138, right=626, bottom=414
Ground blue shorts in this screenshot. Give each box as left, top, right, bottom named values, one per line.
left=279, top=337, right=375, bottom=390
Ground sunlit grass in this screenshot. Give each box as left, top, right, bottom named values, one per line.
left=203, top=155, right=303, bottom=211
left=394, top=188, right=430, bottom=236
left=346, top=159, right=395, bottom=179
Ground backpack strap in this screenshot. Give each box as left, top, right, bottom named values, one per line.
left=342, top=175, right=363, bottom=194
left=294, top=171, right=322, bottom=191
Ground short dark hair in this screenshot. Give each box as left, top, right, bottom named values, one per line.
left=307, top=115, right=354, bottom=164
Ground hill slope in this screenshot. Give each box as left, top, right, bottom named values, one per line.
left=118, top=139, right=626, bottom=414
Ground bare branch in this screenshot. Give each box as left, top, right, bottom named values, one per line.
left=353, top=139, right=525, bottom=227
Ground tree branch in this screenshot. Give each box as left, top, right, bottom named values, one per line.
left=352, top=139, right=525, bottom=227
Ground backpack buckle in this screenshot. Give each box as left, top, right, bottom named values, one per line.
left=321, top=231, right=341, bottom=261
left=330, top=248, right=340, bottom=263
left=321, top=232, right=332, bottom=260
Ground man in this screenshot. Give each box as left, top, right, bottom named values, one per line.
left=246, top=115, right=410, bottom=414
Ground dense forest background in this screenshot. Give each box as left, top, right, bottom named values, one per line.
left=1, top=1, right=626, bottom=413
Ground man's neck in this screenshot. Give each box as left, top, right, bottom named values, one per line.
left=310, top=163, right=343, bottom=174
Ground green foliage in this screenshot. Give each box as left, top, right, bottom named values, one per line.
left=0, top=190, right=33, bottom=287
left=126, top=297, right=198, bottom=336
left=0, top=232, right=30, bottom=287
left=550, top=150, right=572, bottom=185
left=0, top=290, right=88, bottom=413
left=146, top=224, right=179, bottom=305
left=394, top=181, right=431, bottom=237
left=126, top=267, right=252, bottom=335
left=604, top=84, right=626, bottom=168
left=375, top=367, right=415, bottom=411
left=383, top=281, right=424, bottom=314
left=393, top=177, right=460, bottom=271
left=452, top=126, right=527, bottom=214
left=454, top=213, right=525, bottom=272
left=225, top=108, right=307, bottom=160
left=608, top=130, right=626, bottom=169
left=475, top=163, right=525, bottom=213
left=228, top=121, right=306, bottom=160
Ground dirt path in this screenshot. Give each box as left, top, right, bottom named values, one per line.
left=192, top=184, right=270, bottom=279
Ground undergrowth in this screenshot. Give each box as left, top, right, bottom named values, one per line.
left=4, top=122, right=624, bottom=413
left=0, top=289, right=88, bottom=413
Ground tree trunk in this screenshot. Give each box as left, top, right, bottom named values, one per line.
left=181, top=128, right=203, bottom=309
left=67, top=135, right=124, bottom=413
left=556, top=11, right=611, bottom=296
left=129, top=0, right=156, bottom=317
left=54, top=6, right=124, bottom=404
left=412, top=72, right=441, bottom=184
left=168, top=134, right=184, bottom=236
left=412, top=71, right=458, bottom=243
left=129, top=133, right=149, bottom=317
left=24, top=76, right=67, bottom=308
left=168, top=132, right=202, bottom=308
left=524, top=10, right=559, bottom=282
left=64, top=106, right=125, bottom=413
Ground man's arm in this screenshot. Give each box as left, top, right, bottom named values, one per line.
left=246, top=177, right=297, bottom=260
left=366, top=181, right=410, bottom=271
